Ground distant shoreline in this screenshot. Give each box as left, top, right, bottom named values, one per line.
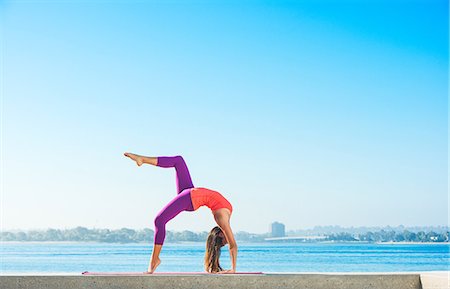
left=1, top=240, right=448, bottom=245
left=375, top=241, right=449, bottom=245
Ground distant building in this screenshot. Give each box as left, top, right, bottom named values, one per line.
left=270, top=222, right=285, bottom=237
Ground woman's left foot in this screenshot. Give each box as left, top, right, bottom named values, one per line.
left=124, top=152, right=144, bottom=166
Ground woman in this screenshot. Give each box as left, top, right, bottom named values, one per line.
left=124, top=153, right=237, bottom=274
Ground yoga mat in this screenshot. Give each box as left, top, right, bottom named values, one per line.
left=82, top=271, right=264, bottom=276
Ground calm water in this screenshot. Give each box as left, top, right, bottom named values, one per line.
left=0, top=242, right=448, bottom=274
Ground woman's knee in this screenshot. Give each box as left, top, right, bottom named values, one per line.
left=174, top=155, right=184, bottom=164
left=154, top=215, right=166, bottom=228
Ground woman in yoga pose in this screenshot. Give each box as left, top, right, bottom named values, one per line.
left=124, top=153, right=237, bottom=274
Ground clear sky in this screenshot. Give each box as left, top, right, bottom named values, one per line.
left=1, top=0, right=448, bottom=234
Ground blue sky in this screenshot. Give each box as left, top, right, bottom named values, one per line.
left=1, top=0, right=448, bottom=233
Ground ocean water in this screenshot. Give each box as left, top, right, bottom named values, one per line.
left=0, top=242, right=448, bottom=274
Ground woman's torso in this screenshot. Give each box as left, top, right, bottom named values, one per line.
left=190, top=187, right=233, bottom=213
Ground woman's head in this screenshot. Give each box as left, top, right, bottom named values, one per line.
left=204, top=226, right=226, bottom=273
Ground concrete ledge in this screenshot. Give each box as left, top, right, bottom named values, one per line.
left=0, top=273, right=424, bottom=289
left=420, top=272, right=449, bottom=289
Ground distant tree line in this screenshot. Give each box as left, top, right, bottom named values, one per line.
left=288, top=225, right=449, bottom=236
left=1, top=227, right=448, bottom=243
left=326, top=230, right=449, bottom=243
left=0, top=227, right=265, bottom=243
left=1, top=227, right=154, bottom=243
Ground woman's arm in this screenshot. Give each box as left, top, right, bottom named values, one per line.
left=214, top=210, right=237, bottom=273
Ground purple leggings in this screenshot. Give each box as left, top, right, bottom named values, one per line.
left=154, top=156, right=195, bottom=245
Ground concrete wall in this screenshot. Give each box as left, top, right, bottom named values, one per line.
left=1, top=273, right=423, bottom=289
left=420, top=272, right=449, bottom=289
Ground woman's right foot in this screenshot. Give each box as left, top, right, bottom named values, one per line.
left=124, top=152, right=144, bottom=166
left=148, top=258, right=161, bottom=273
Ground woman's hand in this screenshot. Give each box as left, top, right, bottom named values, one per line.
left=217, top=269, right=236, bottom=274
left=213, top=211, right=238, bottom=275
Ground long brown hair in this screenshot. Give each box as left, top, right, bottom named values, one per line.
left=204, top=226, right=225, bottom=273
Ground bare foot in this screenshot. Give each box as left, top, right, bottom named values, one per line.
left=148, top=258, right=161, bottom=274
left=124, top=152, right=144, bottom=166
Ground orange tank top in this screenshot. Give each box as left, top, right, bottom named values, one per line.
left=190, top=187, right=233, bottom=213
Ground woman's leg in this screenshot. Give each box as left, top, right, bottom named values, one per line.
left=124, top=153, right=194, bottom=194
left=155, top=156, right=194, bottom=194
left=124, top=152, right=157, bottom=166
left=149, top=189, right=194, bottom=273
left=153, top=189, right=194, bottom=244
left=148, top=244, right=162, bottom=273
